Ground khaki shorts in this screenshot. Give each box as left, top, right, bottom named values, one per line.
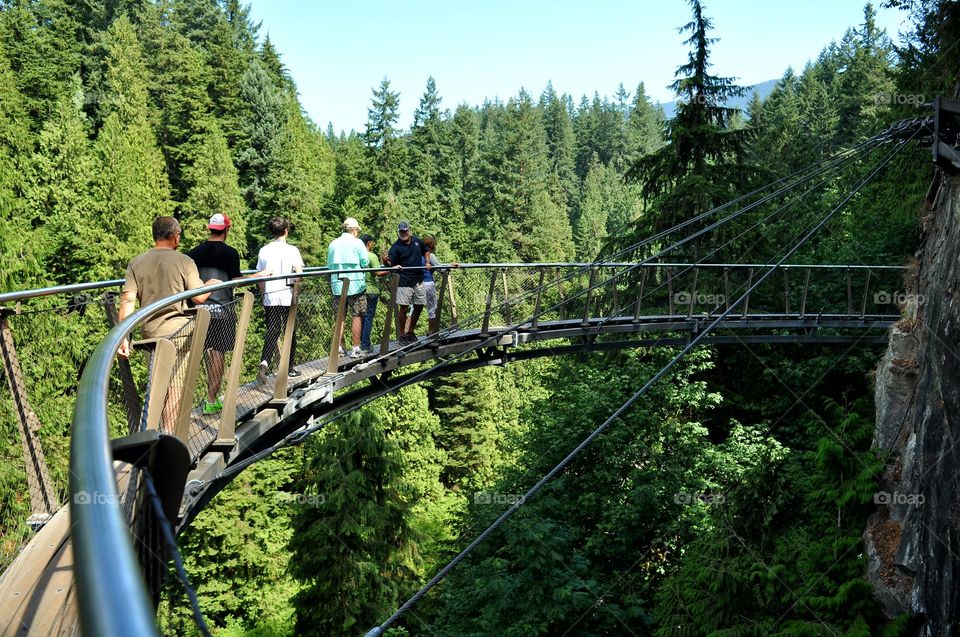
left=396, top=282, right=426, bottom=306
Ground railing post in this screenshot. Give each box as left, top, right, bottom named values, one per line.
left=557, top=269, right=567, bottom=321
left=481, top=269, right=497, bottom=336
left=742, top=268, right=753, bottom=319
left=379, top=274, right=400, bottom=356
left=800, top=268, right=811, bottom=318
left=0, top=310, right=59, bottom=527
left=607, top=267, right=619, bottom=318
left=860, top=269, right=873, bottom=319
left=723, top=267, right=731, bottom=311
left=102, top=291, right=142, bottom=434
left=501, top=268, right=512, bottom=326
left=215, top=291, right=254, bottom=446
left=667, top=267, right=675, bottom=315
left=531, top=268, right=546, bottom=330
left=445, top=270, right=459, bottom=328
left=175, top=308, right=210, bottom=442
left=272, top=280, right=300, bottom=399
left=783, top=269, right=791, bottom=315
left=633, top=267, right=647, bottom=323
left=327, top=277, right=350, bottom=375
left=135, top=339, right=176, bottom=432
left=846, top=266, right=853, bottom=315
left=582, top=268, right=597, bottom=326
left=435, top=269, right=450, bottom=334
left=687, top=267, right=698, bottom=319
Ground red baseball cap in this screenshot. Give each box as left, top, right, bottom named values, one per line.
left=208, top=213, right=231, bottom=230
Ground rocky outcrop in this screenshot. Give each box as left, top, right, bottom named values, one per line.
left=868, top=174, right=960, bottom=636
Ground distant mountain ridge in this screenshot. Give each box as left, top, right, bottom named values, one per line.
left=659, top=78, right=779, bottom=119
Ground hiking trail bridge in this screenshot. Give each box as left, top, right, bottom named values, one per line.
left=0, top=104, right=956, bottom=636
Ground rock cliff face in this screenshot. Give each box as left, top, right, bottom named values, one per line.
left=868, top=173, right=960, bottom=636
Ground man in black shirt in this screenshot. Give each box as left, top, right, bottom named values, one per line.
left=385, top=221, right=431, bottom=344
left=188, top=213, right=243, bottom=414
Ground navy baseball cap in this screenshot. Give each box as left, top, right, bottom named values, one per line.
left=397, top=221, right=411, bottom=232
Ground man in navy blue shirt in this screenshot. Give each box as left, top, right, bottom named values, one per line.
left=385, top=221, right=431, bottom=344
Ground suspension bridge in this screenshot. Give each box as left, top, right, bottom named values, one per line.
left=0, top=101, right=956, bottom=636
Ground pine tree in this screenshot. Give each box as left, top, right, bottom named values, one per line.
left=540, top=81, right=578, bottom=223
left=363, top=77, right=406, bottom=238
left=405, top=76, right=467, bottom=251
left=180, top=118, right=247, bottom=252
left=289, top=408, right=420, bottom=636
left=626, top=0, right=752, bottom=237
left=84, top=16, right=172, bottom=279
left=623, top=81, right=665, bottom=168
left=27, top=75, right=97, bottom=284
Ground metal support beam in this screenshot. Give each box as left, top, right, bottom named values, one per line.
left=933, top=96, right=960, bottom=173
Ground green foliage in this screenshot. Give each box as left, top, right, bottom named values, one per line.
left=289, top=409, right=420, bottom=637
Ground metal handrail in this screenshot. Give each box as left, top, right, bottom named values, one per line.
left=68, top=260, right=905, bottom=635
left=0, top=262, right=906, bottom=307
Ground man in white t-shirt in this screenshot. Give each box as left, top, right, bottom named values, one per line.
left=256, top=217, right=304, bottom=382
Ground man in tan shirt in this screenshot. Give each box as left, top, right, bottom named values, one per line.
left=118, top=216, right=219, bottom=432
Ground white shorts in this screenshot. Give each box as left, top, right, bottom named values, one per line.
left=396, top=282, right=426, bottom=306
left=423, top=281, right=437, bottom=319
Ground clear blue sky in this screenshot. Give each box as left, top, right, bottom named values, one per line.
left=246, top=1, right=909, bottom=135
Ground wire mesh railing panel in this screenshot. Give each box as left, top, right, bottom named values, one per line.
left=0, top=289, right=122, bottom=572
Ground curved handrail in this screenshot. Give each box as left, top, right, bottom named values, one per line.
left=67, top=260, right=905, bottom=635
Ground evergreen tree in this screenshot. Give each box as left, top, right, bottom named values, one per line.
left=623, top=81, right=665, bottom=168
left=627, top=0, right=752, bottom=235
left=0, top=0, right=84, bottom=132
left=405, top=76, right=467, bottom=252
left=84, top=16, right=171, bottom=279
left=289, top=408, right=420, bottom=637
left=27, top=76, right=97, bottom=284
left=540, top=81, right=578, bottom=222
left=363, top=76, right=406, bottom=238
left=470, top=92, right=574, bottom=262
left=180, top=118, right=247, bottom=252
left=235, top=56, right=285, bottom=253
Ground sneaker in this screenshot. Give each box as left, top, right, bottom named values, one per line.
left=202, top=398, right=223, bottom=415
left=338, top=346, right=347, bottom=357
left=287, top=368, right=302, bottom=378
left=350, top=346, right=362, bottom=358
left=256, top=360, right=269, bottom=383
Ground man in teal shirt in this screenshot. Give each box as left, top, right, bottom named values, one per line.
left=327, top=217, right=369, bottom=357
left=359, top=233, right=388, bottom=352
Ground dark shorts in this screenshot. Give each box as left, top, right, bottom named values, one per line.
left=202, top=305, right=237, bottom=352
left=331, top=293, right=367, bottom=318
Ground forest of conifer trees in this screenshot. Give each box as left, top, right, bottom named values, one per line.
left=1, top=0, right=959, bottom=634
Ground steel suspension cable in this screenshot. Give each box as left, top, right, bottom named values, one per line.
left=202, top=135, right=886, bottom=490
left=364, top=135, right=913, bottom=636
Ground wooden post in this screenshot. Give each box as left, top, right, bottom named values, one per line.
left=379, top=274, right=400, bottom=356
left=633, top=268, right=647, bottom=322
left=435, top=269, right=450, bottom=334
left=326, top=277, right=350, bottom=375
left=531, top=268, right=546, bottom=330
left=273, top=280, right=300, bottom=398
left=481, top=269, right=498, bottom=336
left=582, top=268, right=597, bottom=326
left=501, top=269, right=512, bottom=326
left=215, top=291, right=254, bottom=446
left=175, top=308, right=210, bottom=442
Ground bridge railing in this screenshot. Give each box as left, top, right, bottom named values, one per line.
left=0, top=260, right=907, bottom=635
